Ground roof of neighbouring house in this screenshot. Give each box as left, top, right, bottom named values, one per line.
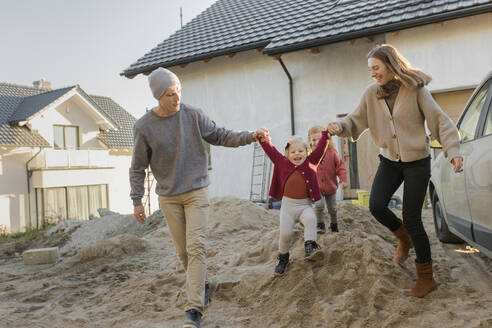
left=91, top=95, right=136, bottom=149
left=0, top=82, right=136, bottom=148
left=122, top=0, right=492, bottom=77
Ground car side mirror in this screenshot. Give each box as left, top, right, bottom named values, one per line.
left=429, top=135, right=442, bottom=149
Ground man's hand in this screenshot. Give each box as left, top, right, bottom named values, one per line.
left=253, top=128, right=270, bottom=142
left=134, top=204, right=146, bottom=224
left=451, top=156, right=463, bottom=173
left=326, top=122, right=342, bottom=135
left=342, top=182, right=348, bottom=189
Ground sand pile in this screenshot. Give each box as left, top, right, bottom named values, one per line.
left=59, top=208, right=165, bottom=256
left=1, top=197, right=491, bottom=328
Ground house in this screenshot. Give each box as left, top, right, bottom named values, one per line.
left=0, top=80, right=154, bottom=233
left=122, top=0, right=492, bottom=200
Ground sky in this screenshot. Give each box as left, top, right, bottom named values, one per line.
left=0, top=0, right=218, bottom=118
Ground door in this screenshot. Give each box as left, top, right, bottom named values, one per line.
left=339, top=137, right=359, bottom=199
left=467, top=77, right=492, bottom=252
left=441, top=77, right=492, bottom=240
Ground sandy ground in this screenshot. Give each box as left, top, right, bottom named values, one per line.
left=1, top=197, right=491, bottom=328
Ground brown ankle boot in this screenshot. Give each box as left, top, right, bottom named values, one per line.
left=406, top=260, right=437, bottom=298
left=392, top=225, right=413, bottom=263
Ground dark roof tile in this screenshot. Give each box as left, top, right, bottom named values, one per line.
left=122, top=0, right=492, bottom=76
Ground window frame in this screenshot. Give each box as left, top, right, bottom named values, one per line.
left=35, top=184, right=109, bottom=227
left=53, top=124, right=80, bottom=149
left=456, top=76, right=492, bottom=143
left=482, top=99, right=492, bottom=137
left=476, top=78, right=492, bottom=138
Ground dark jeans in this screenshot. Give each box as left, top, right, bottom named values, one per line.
left=369, top=155, right=431, bottom=263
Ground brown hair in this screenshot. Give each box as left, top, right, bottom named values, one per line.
left=367, top=44, right=431, bottom=98
left=307, top=125, right=335, bottom=154
left=284, top=136, right=309, bottom=157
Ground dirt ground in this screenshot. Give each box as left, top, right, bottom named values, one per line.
left=1, top=197, right=491, bottom=328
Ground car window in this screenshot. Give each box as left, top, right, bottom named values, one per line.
left=484, top=95, right=492, bottom=136
left=458, top=78, right=492, bottom=142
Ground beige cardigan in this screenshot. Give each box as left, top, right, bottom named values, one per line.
left=337, top=82, right=460, bottom=162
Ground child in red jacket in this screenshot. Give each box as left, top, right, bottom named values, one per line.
left=308, top=125, right=348, bottom=233
left=257, top=128, right=329, bottom=277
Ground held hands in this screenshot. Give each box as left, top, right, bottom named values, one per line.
left=326, top=122, right=342, bottom=135
left=134, top=204, right=146, bottom=224
left=253, top=128, right=270, bottom=142
left=451, top=156, right=463, bottom=173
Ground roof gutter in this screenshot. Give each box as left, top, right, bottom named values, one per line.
left=264, top=3, right=492, bottom=55
left=121, top=40, right=270, bottom=78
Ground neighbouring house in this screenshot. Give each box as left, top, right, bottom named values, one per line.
left=0, top=80, right=155, bottom=233
left=122, top=0, right=492, bottom=201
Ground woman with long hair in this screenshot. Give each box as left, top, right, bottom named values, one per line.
left=327, top=44, right=463, bottom=298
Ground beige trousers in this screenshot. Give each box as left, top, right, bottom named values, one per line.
left=158, top=187, right=209, bottom=312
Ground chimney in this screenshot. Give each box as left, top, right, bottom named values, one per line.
left=32, top=79, right=51, bottom=90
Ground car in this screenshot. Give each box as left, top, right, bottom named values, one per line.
left=429, top=71, right=492, bottom=259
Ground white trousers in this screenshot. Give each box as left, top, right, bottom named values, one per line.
left=279, top=197, right=317, bottom=254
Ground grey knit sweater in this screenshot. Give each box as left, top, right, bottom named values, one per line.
left=129, top=103, right=255, bottom=206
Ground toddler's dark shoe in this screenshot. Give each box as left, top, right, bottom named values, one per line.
left=274, top=253, right=290, bottom=276
left=304, top=240, right=324, bottom=261
left=330, top=223, right=339, bottom=232
left=317, top=222, right=326, bottom=234
left=184, top=308, right=202, bottom=328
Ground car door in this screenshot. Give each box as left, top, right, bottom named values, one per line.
left=466, top=76, right=492, bottom=252
left=441, top=77, right=492, bottom=240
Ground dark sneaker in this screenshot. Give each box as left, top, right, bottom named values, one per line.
left=304, top=240, right=324, bottom=261
left=274, top=253, right=290, bottom=277
left=184, top=309, right=202, bottom=328
left=204, top=281, right=217, bottom=306
left=317, top=222, right=326, bottom=234
left=330, top=223, right=339, bottom=232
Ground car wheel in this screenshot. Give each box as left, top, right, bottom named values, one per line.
left=432, top=190, right=463, bottom=243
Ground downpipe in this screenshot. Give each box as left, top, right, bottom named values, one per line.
left=26, top=148, right=42, bottom=229
left=278, top=57, right=295, bottom=136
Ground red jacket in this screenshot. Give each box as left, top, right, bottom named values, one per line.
left=316, top=148, right=347, bottom=195
left=260, top=131, right=328, bottom=202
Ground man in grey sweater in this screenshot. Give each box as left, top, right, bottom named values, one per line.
left=129, top=67, right=266, bottom=328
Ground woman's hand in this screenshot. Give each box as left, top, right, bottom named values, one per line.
left=451, top=156, right=463, bottom=173
left=326, top=122, right=342, bottom=135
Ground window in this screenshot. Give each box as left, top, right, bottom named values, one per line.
left=35, top=184, right=108, bottom=226
left=54, top=125, right=79, bottom=149
left=458, top=78, right=492, bottom=142
left=483, top=88, right=492, bottom=137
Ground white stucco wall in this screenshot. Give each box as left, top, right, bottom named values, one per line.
left=387, top=13, right=492, bottom=91
left=171, top=37, right=380, bottom=199
left=106, top=151, right=159, bottom=216
left=30, top=94, right=107, bottom=150
left=0, top=148, right=35, bottom=233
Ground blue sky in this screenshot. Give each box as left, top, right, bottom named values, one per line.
left=0, top=0, right=217, bottom=118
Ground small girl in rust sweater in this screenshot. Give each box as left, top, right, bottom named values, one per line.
left=257, top=129, right=329, bottom=276
left=308, top=125, right=348, bottom=233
